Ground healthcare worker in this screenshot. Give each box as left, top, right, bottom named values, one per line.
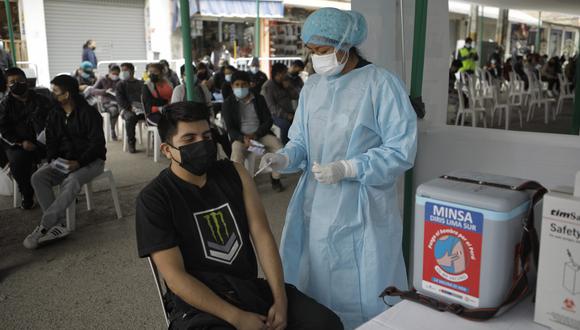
left=260, top=8, right=418, bottom=329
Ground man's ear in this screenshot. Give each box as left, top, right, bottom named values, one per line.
left=160, top=143, right=173, bottom=160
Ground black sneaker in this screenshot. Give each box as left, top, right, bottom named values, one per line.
left=128, top=143, right=136, bottom=154
left=271, top=177, right=284, bottom=192
left=21, top=196, right=35, bottom=210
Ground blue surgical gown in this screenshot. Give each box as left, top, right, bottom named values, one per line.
left=279, top=64, right=418, bottom=329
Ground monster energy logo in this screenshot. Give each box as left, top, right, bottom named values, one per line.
left=203, top=211, right=230, bottom=244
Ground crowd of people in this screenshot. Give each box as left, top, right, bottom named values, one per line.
left=0, top=41, right=308, bottom=247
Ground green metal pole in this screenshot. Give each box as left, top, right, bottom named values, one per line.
left=4, top=0, right=16, bottom=65
left=403, top=0, right=428, bottom=271
left=179, top=0, right=194, bottom=101
left=572, top=42, right=580, bottom=135
left=478, top=6, right=484, bottom=66
left=535, top=12, right=541, bottom=54
left=255, top=0, right=260, bottom=57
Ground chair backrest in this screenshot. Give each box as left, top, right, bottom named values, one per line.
left=147, top=257, right=171, bottom=327
left=558, top=73, right=572, bottom=95
left=456, top=78, right=466, bottom=111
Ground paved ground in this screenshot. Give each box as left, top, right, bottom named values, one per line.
left=0, top=139, right=299, bottom=329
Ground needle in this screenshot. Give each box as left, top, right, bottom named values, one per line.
left=254, top=160, right=273, bottom=178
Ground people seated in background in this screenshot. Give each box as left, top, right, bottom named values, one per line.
left=0, top=68, right=52, bottom=209
left=136, top=102, right=342, bottom=330
left=195, top=62, right=212, bottom=84
left=223, top=71, right=284, bottom=192
left=23, top=75, right=106, bottom=249
left=287, top=59, right=305, bottom=93
left=142, top=63, right=151, bottom=82
left=116, top=62, right=145, bottom=153
left=487, top=46, right=503, bottom=79
left=91, top=64, right=121, bottom=140
left=248, top=57, right=268, bottom=95
left=171, top=63, right=211, bottom=105
left=142, top=62, right=173, bottom=126
left=208, top=65, right=236, bottom=100
left=160, top=59, right=181, bottom=87
left=541, top=56, right=562, bottom=96
left=74, top=61, right=97, bottom=93
left=261, top=63, right=299, bottom=145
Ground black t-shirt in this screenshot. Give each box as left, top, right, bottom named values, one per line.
left=136, top=160, right=258, bottom=280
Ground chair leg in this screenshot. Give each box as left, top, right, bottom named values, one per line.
left=12, top=178, right=20, bottom=208
left=153, top=130, right=160, bottom=163
left=107, top=172, right=123, bottom=219
left=455, top=111, right=460, bottom=126
left=66, top=202, right=76, bottom=232
left=84, top=183, right=93, bottom=211
left=146, top=131, right=152, bottom=156
left=138, top=122, right=143, bottom=145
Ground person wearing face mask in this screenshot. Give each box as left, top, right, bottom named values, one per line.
left=90, top=64, right=122, bottom=140
left=248, top=57, right=268, bottom=95
left=208, top=65, right=236, bottom=100
left=23, top=75, right=106, bottom=249
left=135, top=101, right=342, bottom=330
left=160, top=59, right=181, bottom=88
left=458, top=37, right=479, bottom=74
left=259, top=8, right=417, bottom=328
left=261, top=63, right=299, bottom=145
left=287, top=59, right=305, bottom=93
left=222, top=71, right=284, bottom=192
left=171, top=63, right=211, bottom=105
left=142, top=62, right=174, bottom=126
left=0, top=68, right=53, bottom=209
left=74, top=61, right=97, bottom=93
left=116, top=62, right=145, bottom=153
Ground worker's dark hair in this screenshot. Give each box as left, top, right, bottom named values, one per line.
left=197, top=62, right=208, bottom=71
left=5, top=67, right=26, bottom=80
left=465, top=37, right=473, bottom=44
left=148, top=62, right=164, bottom=73
left=159, top=59, right=170, bottom=67
left=291, top=60, right=305, bottom=69
left=231, top=71, right=251, bottom=84
left=271, top=62, right=288, bottom=77
left=120, top=62, right=134, bottom=73
left=83, top=39, right=94, bottom=48
left=108, top=64, right=120, bottom=72
left=180, top=63, right=197, bottom=76
left=51, top=74, right=85, bottom=105
left=158, top=101, right=210, bottom=143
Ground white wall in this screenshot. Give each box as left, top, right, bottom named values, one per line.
left=147, top=0, right=173, bottom=61
left=21, top=0, right=50, bottom=87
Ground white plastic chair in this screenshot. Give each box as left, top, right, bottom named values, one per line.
left=524, top=69, right=556, bottom=124
left=12, top=175, right=20, bottom=208
left=120, top=117, right=144, bottom=152
left=146, top=126, right=162, bottom=163
left=147, top=257, right=171, bottom=327
left=556, top=73, right=575, bottom=116
left=455, top=78, right=487, bottom=127
left=65, top=169, right=122, bottom=231
left=490, top=81, right=523, bottom=130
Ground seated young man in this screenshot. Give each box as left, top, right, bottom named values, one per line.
left=23, top=75, right=106, bottom=249
left=0, top=67, right=52, bottom=209
left=222, top=71, right=284, bottom=192
left=136, top=102, right=342, bottom=330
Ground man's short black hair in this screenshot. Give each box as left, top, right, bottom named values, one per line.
left=109, top=64, right=120, bottom=72
left=159, top=59, right=170, bottom=68
left=5, top=67, right=26, bottom=80
left=158, top=101, right=210, bottom=143
left=180, top=63, right=197, bottom=76
left=120, top=62, right=134, bottom=73
left=271, top=63, right=288, bottom=77
left=231, top=71, right=250, bottom=84
left=465, top=37, right=473, bottom=44
left=51, top=74, right=81, bottom=102
left=291, top=60, right=305, bottom=69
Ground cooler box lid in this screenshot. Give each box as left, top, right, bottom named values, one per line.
left=416, top=171, right=530, bottom=213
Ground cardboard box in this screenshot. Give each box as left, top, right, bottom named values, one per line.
left=535, top=192, right=580, bottom=329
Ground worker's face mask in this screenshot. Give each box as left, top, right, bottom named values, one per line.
left=233, top=87, right=249, bottom=99
left=312, top=49, right=348, bottom=76
left=149, top=73, right=160, bottom=83
left=169, top=139, right=217, bottom=176
left=110, top=74, right=119, bottom=81
left=225, top=74, right=232, bottom=82
left=120, top=71, right=130, bottom=81
left=250, top=67, right=259, bottom=74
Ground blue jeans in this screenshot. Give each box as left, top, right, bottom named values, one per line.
left=273, top=116, right=292, bottom=145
